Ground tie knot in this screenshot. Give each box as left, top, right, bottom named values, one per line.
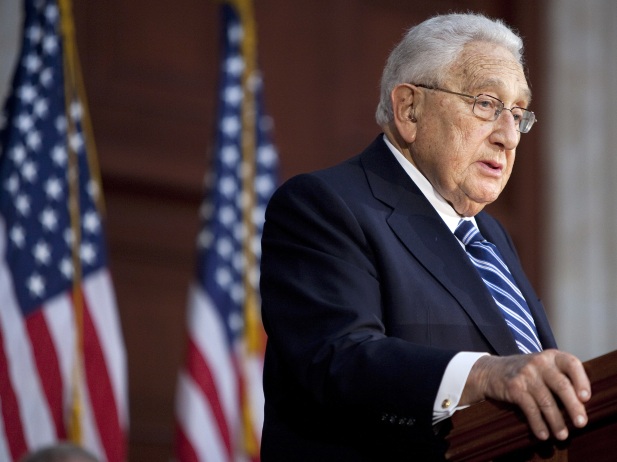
left=454, top=219, right=484, bottom=246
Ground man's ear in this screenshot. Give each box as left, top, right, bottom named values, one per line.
left=390, top=84, right=419, bottom=143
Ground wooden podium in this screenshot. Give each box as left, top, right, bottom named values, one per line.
left=445, top=350, right=617, bottom=461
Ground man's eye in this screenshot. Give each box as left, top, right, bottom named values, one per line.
left=511, top=108, right=524, bottom=121
left=476, top=99, right=494, bottom=109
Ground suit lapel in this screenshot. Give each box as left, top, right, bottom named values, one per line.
left=361, top=137, right=520, bottom=355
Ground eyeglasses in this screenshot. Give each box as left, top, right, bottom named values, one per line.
left=414, top=84, right=537, bottom=133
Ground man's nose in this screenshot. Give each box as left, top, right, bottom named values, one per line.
left=491, top=109, right=520, bottom=150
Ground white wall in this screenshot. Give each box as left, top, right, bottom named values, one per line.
left=0, top=0, right=21, bottom=127
left=546, top=0, right=617, bottom=360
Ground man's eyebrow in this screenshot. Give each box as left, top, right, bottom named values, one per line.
left=467, top=78, right=532, bottom=104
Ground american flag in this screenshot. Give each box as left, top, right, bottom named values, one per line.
left=0, top=1, right=128, bottom=461
left=174, top=1, right=278, bottom=461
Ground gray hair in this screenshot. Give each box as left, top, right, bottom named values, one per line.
left=19, top=443, right=100, bottom=462
left=375, top=13, right=524, bottom=126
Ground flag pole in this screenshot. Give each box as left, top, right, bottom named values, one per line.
left=228, top=0, right=261, bottom=356
left=58, top=0, right=85, bottom=444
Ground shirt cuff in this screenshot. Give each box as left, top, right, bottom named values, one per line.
left=432, top=351, right=489, bottom=424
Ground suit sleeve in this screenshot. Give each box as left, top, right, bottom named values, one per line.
left=260, top=173, right=457, bottom=430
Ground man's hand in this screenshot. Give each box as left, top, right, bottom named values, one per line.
left=461, top=349, right=591, bottom=441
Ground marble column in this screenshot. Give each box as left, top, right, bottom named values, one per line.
left=546, top=0, right=617, bottom=360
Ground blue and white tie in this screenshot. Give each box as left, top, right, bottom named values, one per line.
left=455, top=219, right=542, bottom=354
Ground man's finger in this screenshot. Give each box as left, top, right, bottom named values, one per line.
left=515, top=393, right=550, bottom=441
left=554, top=352, right=591, bottom=402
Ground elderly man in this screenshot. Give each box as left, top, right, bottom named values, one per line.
left=259, top=12, right=590, bottom=461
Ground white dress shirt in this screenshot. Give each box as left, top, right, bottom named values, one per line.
left=383, top=135, right=488, bottom=423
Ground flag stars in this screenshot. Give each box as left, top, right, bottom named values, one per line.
left=33, top=98, right=49, bottom=119
left=236, top=189, right=249, bottom=210
left=26, top=130, right=42, bottom=150
left=16, top=113, right=34, bottom=133
left=252, top=205, right=266, bottom=227
left=10, top=144, right=27, bottom=165
left=45, top=4, right=59, bottom=22
left=34, top=0, right=45, bottom=12
left=259, top=115, right=275, bottom=133
left=219, top=206, right=236, bottom=226
left=5, top=174, right=19, bottom=195
left=40, top=67, right=53, bottom=87
left=216, top=237, right=234, bottom=259
left=10, top=225, right=26, bottom=248
left=228, top=311, right=244, bottom=333
left=248, top=265, right=260, bottom=288
left=219, top=176, right=238, bottom=198
left=24, top=54, right=42, bottom=74
left=26, top=25, right=43, bottom=43
left=246, top=72, right=262, bottom=93
left=230, top=283, right=244, bottom=305
left=87, top=180, right=100, bottom=202
left=27, top=272, right=45, bottom=298
left=80, top=242, right=97, bottom=265
left=232, top=252, right=244, bottom=272
left=44, top=177, right=63, bottom=200
left=252, top=236, right=263, bottom=260
left=55, top=115, right=67, bottom=133
left=258, top=144, right=278, bottom=166
left=70, top=100, right=83, bottom=121
left=221, top=115, right=241, bottom=138
left=69, top=132, right=84, bottom=153
left=233, top=222, right=245, bottom=241
left=225, top=55, right=244, bottom=77
left=228, top=22, right=243, bottom=45
left=33, top=240, right=52, bottom=265
left=200, top=201, right=213, bottom=221
left=221, top=145, right=240, bottom=165
left=52, top=145, right=67, bottom=165
left=83, top=210, right=100, bottom=234
left=198, top=229, right=213, bottom=250
left=15, top=194, right=31, bottom=216
left=215, top=267, right=232, bottom=288
left=255, top=175, right=275, bottom=196
left=43, top=34, right=58, bottom=55
left=18, top=83, right=37, bottom=104
left=39, top=207, right=58, bottom=231
left=224, top=85, right=243, bottom=107
left=59, top=257, right=73, bottom=279
left=21, top=160, right=38, bottom=182
left=64, top=228, right=74, bottom=247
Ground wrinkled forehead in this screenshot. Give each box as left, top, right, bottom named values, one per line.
left=448, top=41, right=531, bottom=104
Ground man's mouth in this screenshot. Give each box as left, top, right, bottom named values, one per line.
left=482, top=160, right=502, bottom=170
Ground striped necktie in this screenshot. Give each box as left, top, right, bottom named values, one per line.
left=455, top=219, right=542, bottom=354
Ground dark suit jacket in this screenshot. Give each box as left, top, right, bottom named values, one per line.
left=259, top=135, right=556, bottom=461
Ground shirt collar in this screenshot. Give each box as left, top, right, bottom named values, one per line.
left=382, top=134, right=476, bottom=233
